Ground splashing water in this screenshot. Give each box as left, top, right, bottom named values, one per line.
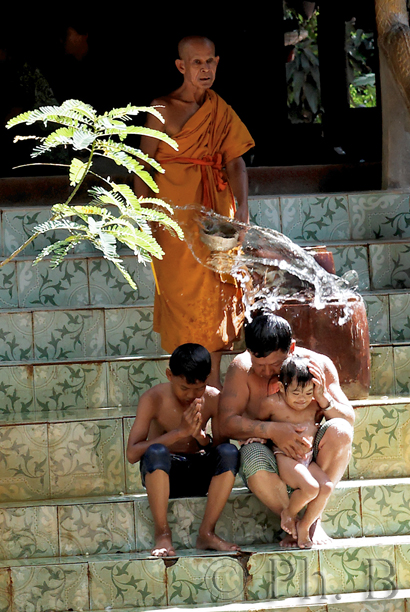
left=175, top=205, right=360, bottom=324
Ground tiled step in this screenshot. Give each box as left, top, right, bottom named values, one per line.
left=0, top=340, right=406, bottom=416
left=0, top=290, right=406, bottom=364
left=1, top=191, right=409, bottom=259
left=1, top=535, right=410, bottom=610
left=2, top=476, right=410, bottom=561
left=0, top=402, right=408, bottom=503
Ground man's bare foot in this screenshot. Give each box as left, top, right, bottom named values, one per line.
left=296, top=522, right=312, bottom=549
left=280, top=508, right=297, bottom=540
left=196, top=531, right=240, bottom=552
left=279, top=532, right=298, bottom=548
left=309, top=519, right=332, bottom=546
left=151, top=532, right=176, bottom=557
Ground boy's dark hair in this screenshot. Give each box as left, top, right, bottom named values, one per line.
left=169, top=343, right=212, bottom=384
left=244, top=314, right=293, bottom=358
left=279, top=356, right=313, bottom=390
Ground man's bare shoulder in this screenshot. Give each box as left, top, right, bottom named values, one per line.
left=202, top=385, right=220, bottom=415
left=294, top=346, right=332, bottom=369
left=230, top=351, right=252, bottom=373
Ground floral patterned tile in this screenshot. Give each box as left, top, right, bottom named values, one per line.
left=281, top=195, right=350, bottom=242
left=390, top=293, right=410, bottom=342
left=348, top=192, right=410, bottom=240
left=319, top=542, right=396, bottom=595
left=0, top=506, right=57, bottom=560
left=248, top=198, right=281, bottom=231
left=11, top=562, right=89, bottom=612
left=349, top=404, right=410, bottom=480
left=89, top=256, right=154, bottom=306
left=328, top=602, right=405, bottom=612
left=0, top=569, right=10, bottom=612
left=17, top=258, right=89, bottom=308
left=395, top=542, right=410, bottom=589
left=394, top=345, right=410, bottom=396
left=362, top=482, right=410, bottom=537
left=33, top=309, right=105, bottom=360
left=2, top=208, right=67, bottom=257
left=48, top=418, right=125, bottom=498
left=0, top=262, right=18, bottom=309
left=0, top=365, right=35, bottom=415
left=370, top=346, right=395, bottom=397
left=89, top=557, right=167, bottom=609
left=246, top=549, right=320, bottom=600
left=229, top=492, right=280, bottom=545
left=105, top=307, right=162, bottom=357
left=108, top=358, right=168, bottom=407
left=0, top=424, right=49, bottom=502
left=329, top=245, right=370, bottom=292
left=363, top=294, right=390, bottom=343
left=59, top=501, right=135, bottom=556
left=0, top=312, right=33, bottom=361
left=322, top=486, right=362, bottom=539
left=167, top=555, right=245, bottom=605
left=369, top=243, right=410, bottom=290
left=33, top=362, right=108, bottom=411
left=123, top=417, right=144, bottom=494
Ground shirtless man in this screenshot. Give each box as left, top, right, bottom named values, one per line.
left=218, top=313, right=355, bottom=547
left=127, top=343, right=240, bottom=557
left=134, top=36, right=254, bottom=389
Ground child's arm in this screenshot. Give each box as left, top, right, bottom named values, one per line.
left=309, top=357, right=355, bottom=425
left=126, top=392, right=200, bottom=464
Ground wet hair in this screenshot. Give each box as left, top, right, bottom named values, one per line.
left=279, top=356, right=313, bottom=391
left=169, top=343, right=212, bottom=384
left=244, top=314, right=293, bottom=358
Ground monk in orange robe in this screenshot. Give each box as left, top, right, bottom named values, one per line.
left=135, top=36, right=255, bottom=386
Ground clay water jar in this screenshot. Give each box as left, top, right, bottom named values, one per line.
left=274, top=248, right=370, bottom=400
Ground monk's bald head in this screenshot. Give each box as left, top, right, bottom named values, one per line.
left=177, top=36, right=215, bottom=60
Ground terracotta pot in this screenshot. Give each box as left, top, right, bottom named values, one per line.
left=275, top=294, right=370, bottom=400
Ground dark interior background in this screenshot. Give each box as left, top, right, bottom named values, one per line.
left=0, top=3, right=381, bottom=178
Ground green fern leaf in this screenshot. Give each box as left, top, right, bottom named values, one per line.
left=106, top=105, right=165, bottom=124
left=72, top=128, right=96, bottom=150
left=104, top=126, right=178, bottom=150
left=69, top=158, right=88, bottom=186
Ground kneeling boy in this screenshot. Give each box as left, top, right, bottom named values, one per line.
left=126, top=343, right=240, bottom=557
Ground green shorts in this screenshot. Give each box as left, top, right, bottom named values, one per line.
left=239, top=420, right=332, bottom=488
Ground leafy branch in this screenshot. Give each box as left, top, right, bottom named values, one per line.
left=4, top=99, right=183, bottom=289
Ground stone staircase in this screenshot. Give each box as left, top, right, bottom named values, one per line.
left=0, top=188, right=410, bottom=611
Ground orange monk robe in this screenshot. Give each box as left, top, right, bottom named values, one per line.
left=152, top=90, right=255, bottom=353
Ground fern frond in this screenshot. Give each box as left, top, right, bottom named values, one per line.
left=104, top=125, right=178, bottom=150
left=94, top=149, right=159, bottom=192
left=69, top=158, right=89, bottom=186
left=30, top=127, right=75, bottom=157
left=95, top=139, right=164, bottom=174
left=34, top=218, right=88, bottom=234
left=106, top=105, right=165, bottom=124
left=34, top=236, right=84, bottom=266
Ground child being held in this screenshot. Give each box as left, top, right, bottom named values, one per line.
left=268, top=355, right=333, bottom=548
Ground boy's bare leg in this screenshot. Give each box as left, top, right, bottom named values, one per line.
left=197, top=470, right=240, bottom=551
left=310, top=419, right=353, bottom=546
left=276, top=455, right=320, bottom=542
left=296, top=463, right=333, bottom=548
left=145, top=470, right=176, bottom=557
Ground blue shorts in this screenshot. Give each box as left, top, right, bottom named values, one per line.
left=140, top=442, right=240, bottom=498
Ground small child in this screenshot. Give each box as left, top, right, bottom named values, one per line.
left=268, top=355, right=333, bottom=548
left=126, top=343, right=240, bottom=557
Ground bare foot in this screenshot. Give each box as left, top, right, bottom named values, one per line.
left=279, top=532, right=298, bottom=548
left=151, top=532, right=176, bottom=557
left=280, top=508, right=297, bottom=540
left=296, top=521, right=312, bottom=549
left=196, top=531, right=240, bottom=552
left=309, top=519, right=332, bottom=546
